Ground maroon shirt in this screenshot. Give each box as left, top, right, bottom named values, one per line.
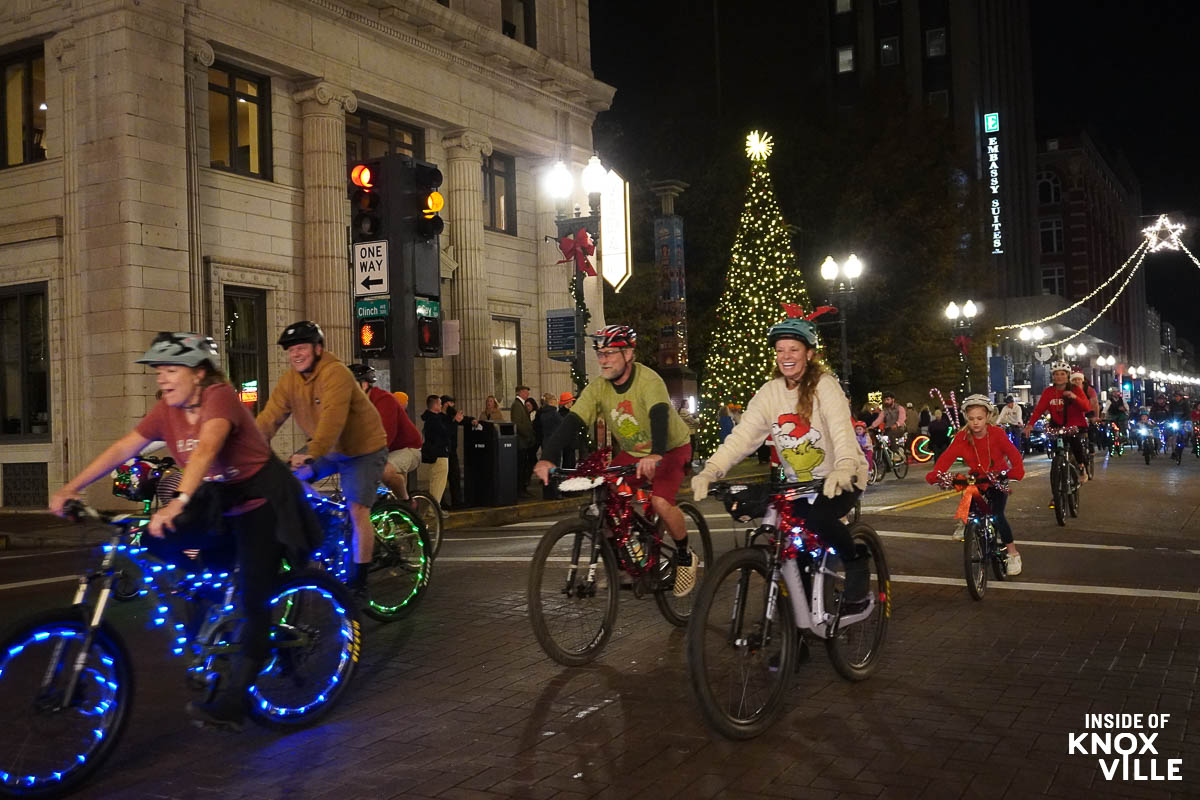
left=136, top=383, right=272, bottom=483
left=367, top=386, right=422, bottom=451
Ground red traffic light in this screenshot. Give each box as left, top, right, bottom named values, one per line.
left=351, top=164, right=373, bottom=188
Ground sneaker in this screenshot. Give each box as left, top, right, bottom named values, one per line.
left=672, top=549, right=697, bottom=597
left=1007, top=551, right=1022, bottom=576
left=952, top=522, right=965, bottom=541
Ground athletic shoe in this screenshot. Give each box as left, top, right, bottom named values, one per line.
left=1007, top=552, right=1022, bottom=576
left=672, top=548, right=697, bottom=597
left=952, top=522, right=965, bottom=541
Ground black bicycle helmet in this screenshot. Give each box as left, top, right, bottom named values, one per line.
left=348, top=363, right=377, bottom=385
left=278, top=320, right=324, bottom=349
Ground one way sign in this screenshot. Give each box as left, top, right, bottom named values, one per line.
left=353, top=241, right=389, bottom=297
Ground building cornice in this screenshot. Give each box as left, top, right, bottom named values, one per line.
left=306, top=0, right=615, bottom=117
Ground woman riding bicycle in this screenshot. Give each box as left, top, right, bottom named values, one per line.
left=48, top=332, right=321, bottom=731
left=1024, top=360, right=1091, bottom=482
left=691, top=307, right=871, bottom=612
left=927, top=394, right=1025, bottom=576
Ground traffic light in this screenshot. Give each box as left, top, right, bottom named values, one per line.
left=349, top=161, right=383, bottom=241
left=358, top=317, right=391, bottom=357
left=416, top=314, right=441, bottom=356
left=411, top=163, right=444, bottom=239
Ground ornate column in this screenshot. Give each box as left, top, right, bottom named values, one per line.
left=442, top=130, right=493, bottom=416
left=293, top=81, right=357, bottom=358
left=184, top=37, right=214, bottom=332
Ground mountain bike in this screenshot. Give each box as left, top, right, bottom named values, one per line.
left=1045, top=426, right=1082, bottom=527
left=870, top=432, right=908, bottom=481
left=1136, top=422, right=1161, bottom=465
left=935, top=471, right=1009, bottom=601
left=686, top=479, right=890, bottom=739
left=1167, top=421, right=1188, bottom=465
left=527, top=454, right=713, bottom=666
left=0, top=501, right=360, bottom=799
left=1105, top=421, right=1126, bottom=457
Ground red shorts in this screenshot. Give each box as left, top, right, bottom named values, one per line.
left=610, top=443, right=692, bottom=502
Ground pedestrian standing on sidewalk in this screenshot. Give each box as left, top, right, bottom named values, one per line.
left=558, top=391, right=580, bottom=468
left=419, top=395, right=455, bottom=507
left=440, top=395, right=473, bottom=510
left=511, top=386, right=536, bottom=497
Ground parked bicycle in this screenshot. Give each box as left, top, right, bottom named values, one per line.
left=938, top=471, right=1010, bottom=601
left=869, top=432, right=908, bottom=482
left=1045, top=426, right=1082, bottom=526
left=527, top=455, right=712, bottom=666
left=0, top=500, right=360, bottom=799
left=686, top=479, right=890, bottom=739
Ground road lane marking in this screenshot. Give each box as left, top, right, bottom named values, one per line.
left=497, top=521, right=559, bottom=528
left=873, top=530, right=1134, bottom=550
left=890, top=574, right=1200, bottom=601
left=0, top=549, right=85, bottom=560
left=443, top=535, right=545, bottom=542
left=0, top=575, right=78, bottom=592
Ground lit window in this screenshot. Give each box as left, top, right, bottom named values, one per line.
left=1040, top=219, right=1064, bottom=254
left=224, top=288, right=269, bottom=414
left=837, top=46, right=855, bottom=74
left=483, top=152, right=517, bottom=234
left=491, top=317, right=521, bottom=401
left=208, top=64, right=272, bottom=179
left=926, top=28, right=947, bottom=58
left=1, top=50, right=46, bottom=168
left=880, top=37, right=900, bottom=67
left=836, top=0, right=853, bottom=12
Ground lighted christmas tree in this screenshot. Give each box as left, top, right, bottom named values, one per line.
left=698, top=131, right=813, bottom=455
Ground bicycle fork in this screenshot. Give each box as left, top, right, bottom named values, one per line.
left=564, top=527, right=601, bottom=598
left=45, top=536, right=120, bottom=710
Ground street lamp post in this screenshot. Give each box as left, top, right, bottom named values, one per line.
left=546, top=156, right=607, bottom=391
left=945, top=299, right=979, bottom=394
left=819, top=254, right=863, bottom=393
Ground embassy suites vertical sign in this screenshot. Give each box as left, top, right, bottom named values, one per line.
left=985, top=112, right=1003, bottom=254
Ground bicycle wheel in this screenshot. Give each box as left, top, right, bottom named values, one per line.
left=0, top=609, right=133, bottom=799
left=890, top=449, right=908, bottom=479
left=248, top=570, right=360, bottom=728
left=686, top=546, right=795, bottom=740
left=654, top=502, right=714, bottom=627
left=825, top=523, right=891, bottom=681
left=527, top=520, right=619, bottom=666
left=363, top=501, right=432, bottom=622
left=963, top=521, right=986, bottom=601
left=408, top=492, right=443, bottom=560
left=1066, top=465, right=1079, bottom=518
left=1050, top=457, right=1066, bottom=526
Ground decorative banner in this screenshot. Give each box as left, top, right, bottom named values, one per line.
left=656, top=215, right=688, bottom=367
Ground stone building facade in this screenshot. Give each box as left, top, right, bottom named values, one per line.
left=0, top=0, right=614, bottom=507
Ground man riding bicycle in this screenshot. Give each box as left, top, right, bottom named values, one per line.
left=534, top=325, right=698, bottom=596
left=1024, top=361, right=1091, bottom=482
left=996, top=395, right=1024, bottom=451
left=349, top=363, right=422, bottom=506
left=870, top=392, right=907, bottom=442
left=256, top=321, right=388, bottom=597
left=691, top=310, right=871, bottom=612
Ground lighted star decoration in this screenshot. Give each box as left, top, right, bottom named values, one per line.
left=1142, top=214, right=1185, bottom=252
left=745, top=130, right=774, bottom=161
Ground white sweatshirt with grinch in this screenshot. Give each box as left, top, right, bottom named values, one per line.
left=702, top=372, right=869, bottom=488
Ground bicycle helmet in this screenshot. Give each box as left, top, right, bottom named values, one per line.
left=590, top=324, right=637, bottom=349
left=348, top=363, right=377, bottom=385
left=278, top=320, right=325, bottom=349
left=766, top=317, right=818, bottom=348
left=1050, top=360, right=1070, bottom=374
left=960, top=393, right=995, bottom=415
left=135, top=332, right=220, bottom=369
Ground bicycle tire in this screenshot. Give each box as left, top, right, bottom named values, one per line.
left=527, top=520, right=619, bottom=666
left=686, top=546, right=796, bottom=740
left=890, top=449, right=908, bottom=479
left=654, top=502, right=714, bottom=627
left=0, top=609, right=134, bottom=799
left=1066, top=465, right=1079, bottom=518
left=408, top=492, right=444, bottom=560
left=363, top=501, right=432, bottom=622
left=825, top=523, right=891, bottom=681
left=963, top=522, right=986, bottom=601
left=991, top=539, right=1008, bottom=582
left=1051, top=456, right=1066, bottom=527
left=248, top=570, right=360, bottom=729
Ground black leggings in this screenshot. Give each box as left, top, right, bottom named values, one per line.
left=144, top=503, right=283, bottom=662
left=1063, top=433, right=1087, bottom=470
left=986, top=488, right=1014, bottom=545
left=789, top=489, right=861, bottom=559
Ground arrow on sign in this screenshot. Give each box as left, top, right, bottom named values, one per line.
left=361, top=276, right=384, bottom=291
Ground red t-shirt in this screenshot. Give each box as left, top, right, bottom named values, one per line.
left=135, top=383, right=271, bottom=483
left=926, top=424, right=1025, bottom=483
left=366, top=386, right=422, bottom=451
left=1029, top=385, right=1091, bottom=428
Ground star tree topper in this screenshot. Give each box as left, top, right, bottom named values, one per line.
left=1142, top=214, right=1185, bottom=252
left=745, top=130, right=774, bottom=161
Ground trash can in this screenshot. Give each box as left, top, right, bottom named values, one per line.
left=465, top=421, right=519, bottom=507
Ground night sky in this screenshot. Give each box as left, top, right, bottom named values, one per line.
left=590, top=0, right=1200, bottom=345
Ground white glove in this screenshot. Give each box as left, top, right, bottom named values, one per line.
left=691, top=474, right=713, bottom=502
left=822, top=468, right=856, bottom=499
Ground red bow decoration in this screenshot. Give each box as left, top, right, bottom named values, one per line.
left=780, top=302, right=839, bottom=321
left=953, top=334, right=972, bottom=355
left=557, top=227, right=596, bottom=276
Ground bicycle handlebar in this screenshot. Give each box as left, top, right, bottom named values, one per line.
left=61, top=499, right=146, bottom=528
left=709, top=477, right=826, bottom=499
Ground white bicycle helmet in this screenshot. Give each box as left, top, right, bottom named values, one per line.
left=1050, top=360, right=1070, bottom=374
left=960, top=393, right=995, bottom=415
left=135, top=332, right=220, bottom=369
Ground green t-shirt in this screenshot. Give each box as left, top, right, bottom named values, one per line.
left=573, top=364, right=691, bottom=456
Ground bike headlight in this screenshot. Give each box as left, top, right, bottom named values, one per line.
left=1139, top=426, right=1148, bottom=435
left=1169, top=422, right=1179, bottom=430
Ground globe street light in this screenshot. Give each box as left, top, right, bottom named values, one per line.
left=819, top=254, right=864, bottom=392
left=946, top=298, right=979, bottom=393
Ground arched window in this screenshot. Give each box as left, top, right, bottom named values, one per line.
left=1037, top=171, right=1061, bottom=205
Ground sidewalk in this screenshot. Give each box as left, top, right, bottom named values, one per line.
left=0, top=459, right=774, bottom=550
